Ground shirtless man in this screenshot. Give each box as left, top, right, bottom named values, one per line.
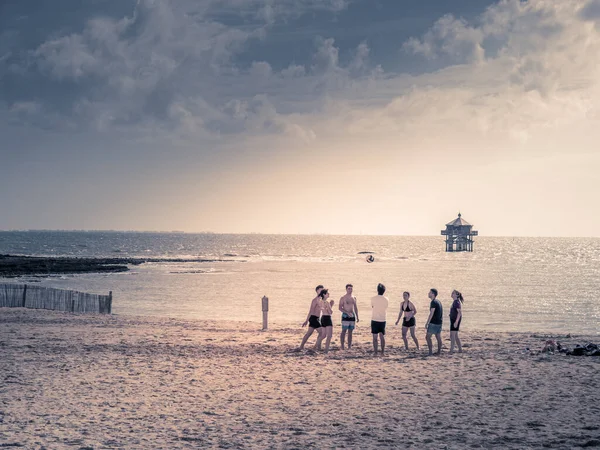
left=300, top=285, right=325, bottom=350
left=339, top=284, right=359, bottom=350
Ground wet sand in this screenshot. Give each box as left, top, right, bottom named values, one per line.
left=1, top=309, right=599, bottom=449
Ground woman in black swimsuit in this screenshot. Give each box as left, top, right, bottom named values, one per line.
left=319, top=289, right=334, bottom=353
left=450, top=290, right=464, bottom=353
left=395, top=291, right=419, bottom=350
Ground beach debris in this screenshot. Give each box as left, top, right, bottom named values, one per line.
left=566, top=343, right=599, bottom=356
left=541, top=340, right=557, bottom=353
left=540, top=341, right=600, bottom=356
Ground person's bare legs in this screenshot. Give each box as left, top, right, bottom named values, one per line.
left=348, top=329, right=353, bottom=349
left=402, top=326, right=409, bottom=350
left=299, top=328, right=315, bottom=350
left=324, top=326, right=333, bottom=353
left=340, top=329, right=347, bottom=350
left=410, top=327, right=420, bottom=350
left=450, top=330, right=456, bottom=353
left=426, top=332, right=433, bottom=355
left=314, top=328, right=324, bottom=350
left=380, top=334, right=385, bottom=355
left=372, top=334, right=378, bottom=354
left=435, top=332, right=442, bottom=354
left=455, top=331, right=462, bottom=353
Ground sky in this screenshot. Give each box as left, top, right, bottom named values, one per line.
left=1, top=0, right=600, bottom=236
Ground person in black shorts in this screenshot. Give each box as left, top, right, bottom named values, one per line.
left=319, top=289, right=334, bottom=353
left=300, top=285, right=325, bottom=350
left=395, top=291, right=420, bottom=350
left=371, top=283, right=389, bottom=355
left=449, top=290, right=464, bottom=353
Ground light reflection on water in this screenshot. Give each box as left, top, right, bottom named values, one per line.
left=0, top=232, right=599, bottom=335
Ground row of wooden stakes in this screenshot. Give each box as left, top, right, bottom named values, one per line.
left=0, top=283, right=112, bottom=314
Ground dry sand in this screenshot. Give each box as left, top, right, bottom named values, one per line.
left=1, top=309, right=599, bottom=449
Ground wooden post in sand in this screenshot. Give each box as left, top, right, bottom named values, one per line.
left=261, top=296, right=269, bottom=330
left=22, top=284, right=27, bottom=307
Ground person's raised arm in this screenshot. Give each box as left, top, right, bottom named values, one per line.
left=353, top=297, right=359, bottom=322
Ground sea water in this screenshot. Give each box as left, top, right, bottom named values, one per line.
left=0, top=231, right=598, bottom=335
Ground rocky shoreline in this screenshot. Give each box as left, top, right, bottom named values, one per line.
left=0, top=254, right=241, bottom=277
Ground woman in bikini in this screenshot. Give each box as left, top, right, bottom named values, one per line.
left=395, top=291, right=419, bottom=350
left=450, top=290, right=464, bottom=353
left=319, top=289, right=334, bottom=353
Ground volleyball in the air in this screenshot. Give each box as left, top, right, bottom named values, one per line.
left=366, top=255, right=375, bottom=263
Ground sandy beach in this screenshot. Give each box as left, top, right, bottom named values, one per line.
left=1, top=309, right=599, bottom=449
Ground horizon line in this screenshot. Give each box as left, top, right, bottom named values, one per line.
left=0, top=229, right=599, bottom=238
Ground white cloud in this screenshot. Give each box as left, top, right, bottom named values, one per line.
left=30, top=0, right=261, bottom=132
left=250, top=61, right=273, bottom=78
left=314, top=0, right=600, bottom=147
left=312, top=37, right=340, bottom=73
left=403, top=14, right=485, bottom=63
left=220, top=94, right=316, bottom=140
left=22, top=0, right=358, bottom=138
left=13, top=0, right=600, bottom=152
left=280, top=64, right=306, bottom=78
left=35, top=34, right=100, bottom=79
left=349, top=41, right=369, bottom=73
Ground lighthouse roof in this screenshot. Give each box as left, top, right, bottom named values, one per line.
left=446, top=213, right=472, bottom=227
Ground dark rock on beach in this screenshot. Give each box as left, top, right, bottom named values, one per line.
left=0, top=254, right=242, bottom=277
left=566, top=343, right=599, bottom=357
left=0, top=255, right=130, bottom=277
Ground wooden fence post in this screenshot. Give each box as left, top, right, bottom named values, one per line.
left=261, top=295, right=269, bottom=330
left=22, top=284, right=27, bottom=308
left=108, top=291, right=113, bottom=314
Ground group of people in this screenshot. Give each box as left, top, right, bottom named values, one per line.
left=299, top=283, right=465, bottom=356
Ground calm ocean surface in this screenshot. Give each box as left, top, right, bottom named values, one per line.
left=1, top=231, right=599, bottom=335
